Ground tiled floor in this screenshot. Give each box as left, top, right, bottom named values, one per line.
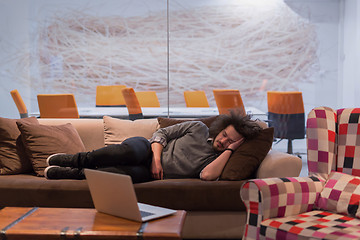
left=271, top=138, right=308, bottom=177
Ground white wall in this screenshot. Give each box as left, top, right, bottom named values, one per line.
left=285, top=0, right=340, bottom=114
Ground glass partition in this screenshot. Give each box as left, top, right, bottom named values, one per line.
left=168, top=0, right=321, bottom=115
left=0, top=0, right=341, bottom=119
left=26, top=0, right=168, bottom=112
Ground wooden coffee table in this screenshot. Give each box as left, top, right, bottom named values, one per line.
left=0, top=207, right=186, bottom=240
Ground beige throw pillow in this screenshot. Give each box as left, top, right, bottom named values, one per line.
left=103, top=116, right=159, bottom=146
left=157, top=116, right=218, bottom=128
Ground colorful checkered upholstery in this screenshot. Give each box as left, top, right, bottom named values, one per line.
left=241, top=176, right=324, bottom=240
left=337, top=108, right=360, bottom=177
left=261, top=210, right=360, bottom=239
left=317, top=172, right=360, bottom=218
left=306, top=106, right=337, bottom=179
left=240, top=107, right=360, bottom=240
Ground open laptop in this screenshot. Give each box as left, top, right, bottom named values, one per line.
left=84, top=168, right=176, bottom=222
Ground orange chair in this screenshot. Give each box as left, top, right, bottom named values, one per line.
left=267, top=91, right=305, bottom=154
left=96, top=85, right=126, bottom=107
left=135, top=91, right=160, bottom=107
left=10, top=89, right=28, bottom=118
left=37, top=94, right=79, bottom=118
left=121, top=88, right=143, bottom=120
left=213, top=89, right=245, bottom=115
left=184, top=90, right=209, bottom=107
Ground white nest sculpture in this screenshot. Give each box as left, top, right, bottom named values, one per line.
left=30, top=2, right=318, bottom=106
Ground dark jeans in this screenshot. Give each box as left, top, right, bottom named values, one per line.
left=75, top=137, right=153, bottom=183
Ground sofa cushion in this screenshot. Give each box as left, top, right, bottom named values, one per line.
left=157, top=116, right=218, bottom=128
left=103, top=116, right=159, bottom=146
left=0, top=117, right=38, bottom=175
left=317, top=171, right=360, bottom=218
left=0, top=174, right=246, bottom=211
left=135, top=179, right=247, bottom=211
left=260, top=210, right=360, bottom=239
left=37, top=118, right=105, bottom=151
left=219, top=127, right=274, bottom=180
left=0, top=174, right=93, bottom=208
left=16, top=122, right=86, bottom=176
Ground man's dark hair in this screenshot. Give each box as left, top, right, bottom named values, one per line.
left=209, top=109, right=262, bottom=140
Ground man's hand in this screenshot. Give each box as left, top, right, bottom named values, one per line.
left=150, top=142, right=164, bottom=180
left=227, top=137, right=245, bottom=151
left=200, top=137, right=245, bottom=181
left=151, top=157, right=163, bottom=180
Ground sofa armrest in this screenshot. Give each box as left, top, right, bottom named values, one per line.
left=256, top=150, right=302, bottom=178
left=240, top=176, right=324, bottom=240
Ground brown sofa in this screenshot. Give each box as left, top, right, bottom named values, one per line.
left=0, top=118, right=302, bottom=239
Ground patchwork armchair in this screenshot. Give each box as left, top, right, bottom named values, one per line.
left=241, top=107, right=360, bottom=240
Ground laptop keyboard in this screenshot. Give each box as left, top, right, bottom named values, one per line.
left=140, top=210, right=155, bottom=218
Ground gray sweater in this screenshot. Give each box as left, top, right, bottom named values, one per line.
left=150, top=121, right=220, bottom=179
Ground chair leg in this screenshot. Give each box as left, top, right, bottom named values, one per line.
left=287, top=139, right=305, bottom=159
left=20, top=112, right=29, bottom=118
left=287, top=139, right=293, bottom=154
left=275, top=138, right=304, bottom=158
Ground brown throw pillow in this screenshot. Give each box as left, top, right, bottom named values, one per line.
left=16, top=122, right=86, bottom=176
left=219, top=127, right=274, bottom=181
left=0, top=117, right=39, bottom=174
left=157, top=116, right=218, bottom=128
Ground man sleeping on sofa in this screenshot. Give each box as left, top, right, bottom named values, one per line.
left=44, top=110, right=261, bottom=183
